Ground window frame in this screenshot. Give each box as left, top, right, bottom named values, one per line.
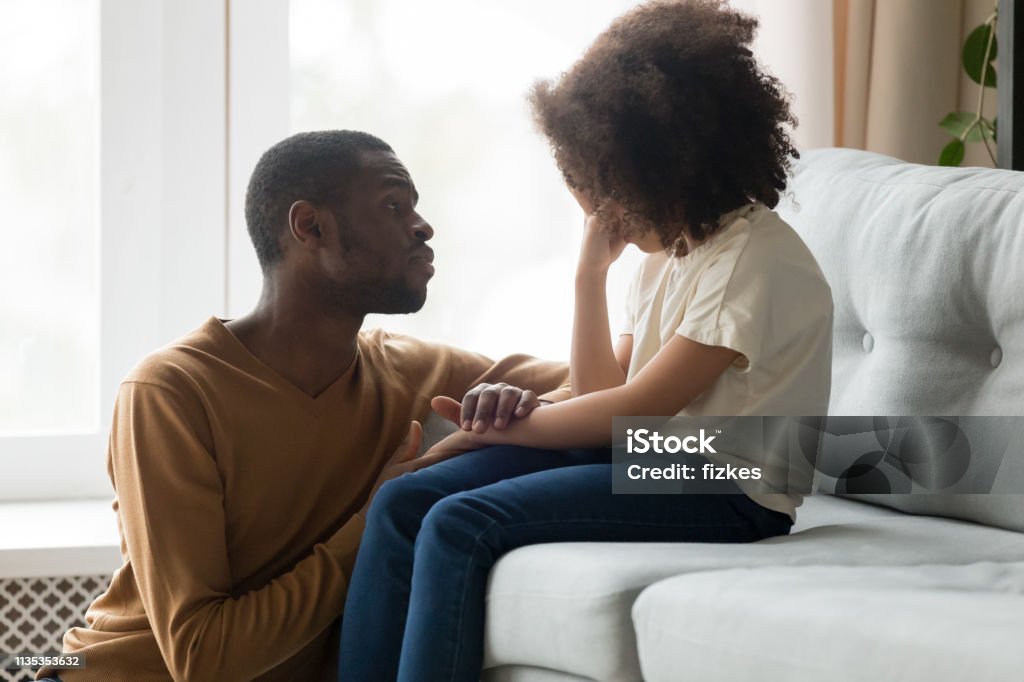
left=1, top=0, right=228, bottom=502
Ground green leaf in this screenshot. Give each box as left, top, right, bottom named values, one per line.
left=939, top=139, right=965, bottom=167
left=963, top=24, right=998, bottom=87
left=940, top=112, right=985, bottom=142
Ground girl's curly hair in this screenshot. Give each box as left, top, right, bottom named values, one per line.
left=529, top=0, right=798, bottom=254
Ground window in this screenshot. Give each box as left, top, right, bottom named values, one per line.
left=8, top=1, right=706, bottom=501
left=227, top=0, right=645, bottom=362
left=0, top=0, right=100, bottom=436
left=3, top=0, right=227, bottom=501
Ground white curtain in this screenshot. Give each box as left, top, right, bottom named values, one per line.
left=730, top=0, right=836, bottom=150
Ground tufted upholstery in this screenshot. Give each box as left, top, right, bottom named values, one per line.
left=777, top=148, right=1024, bottom=531
left=777, top=148, right=1022, bottom=415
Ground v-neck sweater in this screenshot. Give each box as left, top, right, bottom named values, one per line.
left=43, top=317, right=569, bottom=682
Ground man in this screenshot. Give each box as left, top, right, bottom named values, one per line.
left=38, top=131, right=568, bottom=682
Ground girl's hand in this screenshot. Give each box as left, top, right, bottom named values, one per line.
left=417, top=428, right=482, bottom=467
left=578, top=214, right=627, bottom=273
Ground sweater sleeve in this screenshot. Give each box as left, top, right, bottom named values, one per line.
left=109, top=381, right=364, bottom=681
left=440, top=346, right=571, bottom=405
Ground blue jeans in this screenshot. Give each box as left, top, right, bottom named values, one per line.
left=337, top=446, right=792, bottom=682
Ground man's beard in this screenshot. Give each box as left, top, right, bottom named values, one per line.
left=323, top=272, right=427, bottom=316
left=360, top=277, right=427, bottom=314
left=330, top=217, right=428, bottom=315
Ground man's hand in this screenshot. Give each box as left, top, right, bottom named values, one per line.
left=359, top=421, right=425, bottom=517
left=416, top=428, right=482, bottom=468
left=440, top=383, right=543, bottom=433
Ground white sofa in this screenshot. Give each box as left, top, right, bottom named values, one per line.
left=477, top=148, right=1024, bottom=682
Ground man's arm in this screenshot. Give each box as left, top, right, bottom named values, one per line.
left=442, top=346, right=572, bottom=410
left=111, top=381, right=363, bottom=681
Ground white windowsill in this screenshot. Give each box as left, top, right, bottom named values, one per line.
left=0, top=500, right=121, bottom=579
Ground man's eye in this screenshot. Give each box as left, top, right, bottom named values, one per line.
left=385, top=201, right=400, bottom=212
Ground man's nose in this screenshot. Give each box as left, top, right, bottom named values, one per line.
left=410, top=214, right=434, bottom=242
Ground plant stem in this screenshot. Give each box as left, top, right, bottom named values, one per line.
left=973, top=7, right=998, bottom=164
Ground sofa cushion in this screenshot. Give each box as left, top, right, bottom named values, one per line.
left=775, top=148, right=1024, bottom=532
left=482, top=496, right=1024, bottom=681
left=632, top=562, right=1024, bottom=682
left=776, top=148, right=1024, bottom=417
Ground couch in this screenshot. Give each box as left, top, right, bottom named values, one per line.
left=474, top=148, right=1024, bottom=682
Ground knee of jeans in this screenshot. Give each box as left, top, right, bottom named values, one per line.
left=364, top=476, right=411, bottom=529
left=366, top=472, right=440, bottom=530
left=416, top=491, right=497, bottom=552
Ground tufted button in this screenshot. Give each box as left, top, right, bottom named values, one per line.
left=862, top=332, right=874, bottom=353
left=991, top=347, right=1002, bottom=368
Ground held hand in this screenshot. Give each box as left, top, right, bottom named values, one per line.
left=578, top=214, right=627, bottom=273
left=416, top=428, right=482, bottom=468
left=359, top=421, right=424, bottom=516
left=432, top=384, right=542, bottom=433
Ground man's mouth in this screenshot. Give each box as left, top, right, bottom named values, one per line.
left=409, top=248, right=435, bottom=276
left=410, top=247, right=434, bottom=263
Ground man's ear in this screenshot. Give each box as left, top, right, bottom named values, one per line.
left=287, top=200, right=323, bottom=253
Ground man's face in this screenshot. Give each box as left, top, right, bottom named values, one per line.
left=317, top=150, right=435, bottom=315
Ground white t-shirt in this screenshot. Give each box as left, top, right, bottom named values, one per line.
left=622, top=203, right=833, bottom=519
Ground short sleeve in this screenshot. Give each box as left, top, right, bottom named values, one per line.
left=674, top=247, right=769, bottom=374
left=620, top=264, right=642, bottom=336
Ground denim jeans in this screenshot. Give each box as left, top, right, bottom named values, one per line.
left=337, top=445, right=792, bottom=682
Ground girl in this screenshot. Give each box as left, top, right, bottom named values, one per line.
left=337, top=1, right=832, bottom=680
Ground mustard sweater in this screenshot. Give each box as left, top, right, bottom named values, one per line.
left=42, top=317, right=568, bottom=682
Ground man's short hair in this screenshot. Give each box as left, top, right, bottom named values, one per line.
left=244, top=130, right=393, bottom=273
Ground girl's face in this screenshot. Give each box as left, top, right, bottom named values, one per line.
left=568, top=187, right=664, bottom=253
left=623, top=226, right=665, bottom=253
left=595, top=199, right=665, bottom=254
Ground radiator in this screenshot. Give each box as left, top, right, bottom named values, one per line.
left=0, top=575, right=109, bottom=682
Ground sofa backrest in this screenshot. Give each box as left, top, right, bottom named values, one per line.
left=777, top=148, right=1023, bottom=532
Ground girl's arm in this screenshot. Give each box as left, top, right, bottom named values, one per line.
left=426, top=334, right=739, bottom=459
left=571, top=213, right=629, bottom=396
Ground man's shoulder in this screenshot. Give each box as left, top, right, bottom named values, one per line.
left=356, top=328, right=500, bottom=395
left=122, top=317, right=228, bottom=394
left=358, top=328, right=456, bottom=371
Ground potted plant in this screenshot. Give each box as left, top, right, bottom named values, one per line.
left=939, top=3, right=999, bottom=166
